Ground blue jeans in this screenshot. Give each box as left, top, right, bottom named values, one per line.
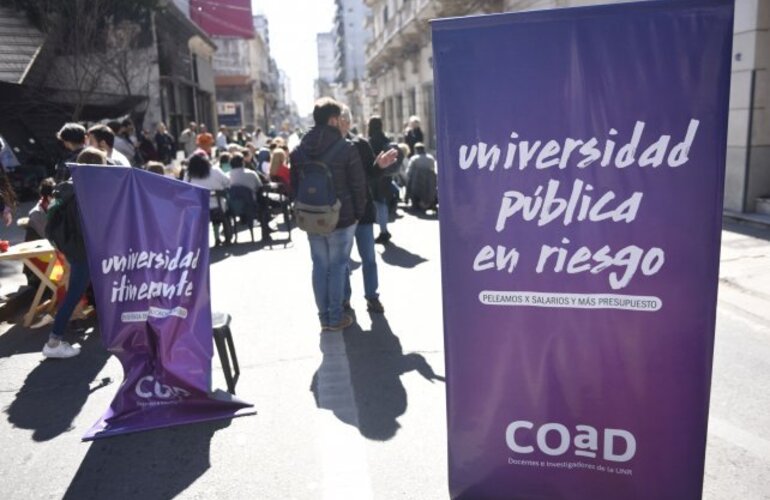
left=374, top=201, right=389, bottom=234
left=51, top=259, right=91, bottom=339
left=345, top=223, right=379, bottom=302
left=308, top=223, right=357, bottom=326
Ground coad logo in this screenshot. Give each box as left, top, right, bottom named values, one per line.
left=134, top=375, right=191, bottom=399
left=505, top=420, right=636, bottom=462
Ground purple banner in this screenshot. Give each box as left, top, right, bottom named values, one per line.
left=432, top=1, right=733, bottom=498
left=70, top=166, right=253, bottom=440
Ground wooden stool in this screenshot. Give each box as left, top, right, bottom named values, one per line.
left=212, top=311, right=240, bottom=394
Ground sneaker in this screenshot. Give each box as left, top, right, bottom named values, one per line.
left=42, top=341, right=81, bottom=359
left=366, top=298, right=385, bottom=314
left=375, top=231, right=391, bottom=244
left=30, top=314, right=55, bottom=329
left=323, top=314, right=354, bottom=332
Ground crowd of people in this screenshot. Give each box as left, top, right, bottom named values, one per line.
left=0, top=99, right=438, bottom=357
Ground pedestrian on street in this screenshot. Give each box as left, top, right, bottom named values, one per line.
left=404, top=115, right=424, bottom=157
left=194, top=131, right=215, bottom=159
left=269, top=148, right=291, bottom=191
left=87, top=124, right=130, bottom=166
left=290, top=97, right=367, bottom=331
left=339, top=105, right=397, bottom=314
left=252, top=127, right=268, bottom=149
left=185, top=153, right=231, bottom=245
left=53, top=123, right=87, bottom=182
left=138, top=129, right=159, bottom=163
left=111, top=119, right=141, bottom=166
left=367, top=116, right=399, bottom=244
left=216, top=125, right=229, bottom=152
left=406, top=142, right=438, bottom=211
left=42, top=146, right=107, bottom=358
left=154, top=122, right=176, bottom=165
left=179, top=121, right=198, bottom=157
left=26, top=177, right=55, bottom=239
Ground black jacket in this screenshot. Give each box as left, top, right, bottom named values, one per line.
left=405, top=127, right=424, bottom=155
left=369, top=131, right=390, bottom=157
left=290, top=125, right=366, bottom=229
left=46, top=181, right=87, bottom=262
left=54, top=147, right=84, bottom=182
left=348, top=134, right=377, bottom=224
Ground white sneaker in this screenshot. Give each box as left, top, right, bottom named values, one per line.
left=42, top=341, right=81, bottom=359
left=30, top=314, right=55, bottom=329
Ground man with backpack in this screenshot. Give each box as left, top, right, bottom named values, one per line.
left=289, top=98, right=367, bottom=331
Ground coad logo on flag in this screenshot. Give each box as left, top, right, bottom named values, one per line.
left=134, top=376, right=191, bottom=401
left=505, top=421, right=636, bottom=462
left=433, top=0, right=733, bottom=498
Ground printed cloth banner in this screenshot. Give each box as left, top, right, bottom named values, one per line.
left=70, top=166, right=253, bottom=440
left=432, top=0, right=733, bottom=498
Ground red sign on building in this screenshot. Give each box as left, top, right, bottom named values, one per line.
left=190, top=0, right=254, bottom=39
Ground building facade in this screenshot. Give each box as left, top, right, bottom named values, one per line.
left=365, top=0, right=508, bottom=149
left=156, top=6, right=218, bottom=137
left=334, top=0, right=371, bottom=83
left=0, top=1, right=216, bottom=166
left=365, top=0, right=770, bottom=219
left=196, top=2, right=295, bottom=133
left=316, top=31, right=337, bottom=99
left=725, top=0, right=770, bottom=218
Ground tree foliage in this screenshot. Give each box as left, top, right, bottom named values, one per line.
left=0, top=0, right=165, bottom=119
left=0, top=0, right=162, bottom=32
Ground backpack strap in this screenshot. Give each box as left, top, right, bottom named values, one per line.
left=319, top=138, right=348, bottom=165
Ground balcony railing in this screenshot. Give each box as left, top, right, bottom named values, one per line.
left=366, top=0, right=423, bottom=65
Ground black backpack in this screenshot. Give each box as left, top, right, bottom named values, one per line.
left=293, top=139, right=348, bottom=234
left=46, top=181, right=86, bottom=261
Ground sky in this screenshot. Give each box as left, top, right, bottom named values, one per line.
left=252, top=0, right=336, bottom=117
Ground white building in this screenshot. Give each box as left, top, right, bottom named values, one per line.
left=317, top=32, right=337, bottom=86
left=253, top=14, right=270, bottom=47
left=364, top=0, right=770, bottom=220
left=334, top=0, right=371, bottom=84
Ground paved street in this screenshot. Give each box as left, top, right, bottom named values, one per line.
left=0, top=208, right=769, bottom=500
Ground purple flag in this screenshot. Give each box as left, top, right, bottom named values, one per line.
left=432, top=0, right=733, bottom=498
left=70, top=166, right=253, bottom=440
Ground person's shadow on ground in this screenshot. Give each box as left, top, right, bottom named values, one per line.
left=5, top=323, right=111, bottom=442
left=310, top=313, right=444, bottom=441
left=63, top=419, right=230, bottom=500
left=0, top=320, right=49, bottom=359
left=380, top=242, right=428, bottom=269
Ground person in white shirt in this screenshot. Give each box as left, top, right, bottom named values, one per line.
left=228, top=152, right=262, bottom=192
left=87, top=124, right=130, bottom=166
left=185, top=154, right=231, bottom=245
left=179, top=121, right=198, bottom=157
left=251, top=127, right=268, bottom=149
left=216, top=125, right=229, bottom=152
left=185, top=154, right=230, bottom=208
left=110, top=118, right=139, bottom=165
left=228, top=152, right=273, bottom=242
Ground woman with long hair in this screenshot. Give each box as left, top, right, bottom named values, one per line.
left=367, top=116, right=397, bottom=243
left=269, top=148, right=291, bottom=190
